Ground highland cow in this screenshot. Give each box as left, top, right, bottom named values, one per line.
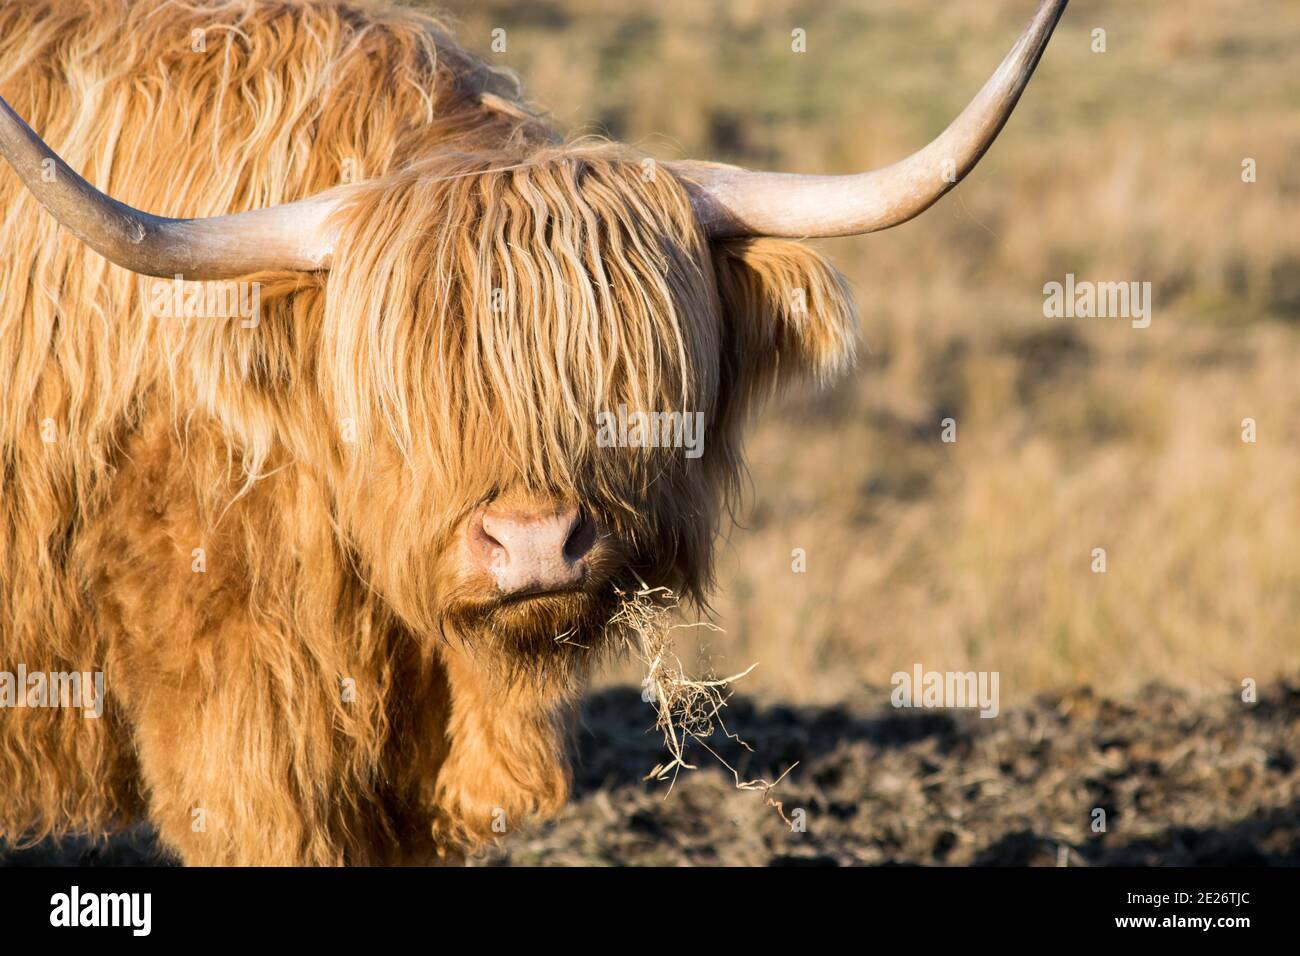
left=0, top=0, right=1065, bottom=864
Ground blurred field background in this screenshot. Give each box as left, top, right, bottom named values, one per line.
left=428, top=0, right=1300, bottom=707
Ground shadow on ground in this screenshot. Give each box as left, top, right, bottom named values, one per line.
left=5, top=682, right=1299, bottom=866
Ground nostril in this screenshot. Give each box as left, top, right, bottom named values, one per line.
left=469, top=510, right=509, bottom=568
left=563, top=509, right=597, bottom=564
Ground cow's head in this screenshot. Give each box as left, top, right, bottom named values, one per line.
left=0, top=1, right=1066, bottom=682
left=311, top=148, right=857, bottom=671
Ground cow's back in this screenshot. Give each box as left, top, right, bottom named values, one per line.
left=0, top=0, right=539, bottom=843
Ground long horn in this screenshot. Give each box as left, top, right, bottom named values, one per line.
left=0, top=94, right=346, bottom=279
left=671, top=0, right=1068, bottom=239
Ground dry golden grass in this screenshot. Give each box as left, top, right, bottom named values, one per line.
left=426, top=0, right=1300, bottom=705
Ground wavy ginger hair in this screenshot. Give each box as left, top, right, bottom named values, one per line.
left=0, top=0, right=855, bottom=863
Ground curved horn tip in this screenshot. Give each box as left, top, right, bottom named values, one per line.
left=676, top=0, right=1069, bottom=240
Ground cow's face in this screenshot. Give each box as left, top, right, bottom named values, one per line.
left=321, top=150, right=856, bottom=680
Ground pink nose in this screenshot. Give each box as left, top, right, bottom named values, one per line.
left=470, top=504, right=596, bottom=595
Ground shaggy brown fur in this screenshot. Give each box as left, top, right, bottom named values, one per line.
left=0, top=0, right=856, bottom=864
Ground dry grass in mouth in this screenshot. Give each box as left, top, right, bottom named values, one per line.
left=607, top=576, right=798, bottom=823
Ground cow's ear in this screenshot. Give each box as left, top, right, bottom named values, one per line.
left=711, top=238, right=857, bottom=404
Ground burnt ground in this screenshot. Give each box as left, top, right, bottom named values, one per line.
left=4, top=682, right=1300, bottom=867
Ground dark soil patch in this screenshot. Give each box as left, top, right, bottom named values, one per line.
left=480, top=681, right=1300, bottom=866
left=5, top=682, right=1299, bottom=867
